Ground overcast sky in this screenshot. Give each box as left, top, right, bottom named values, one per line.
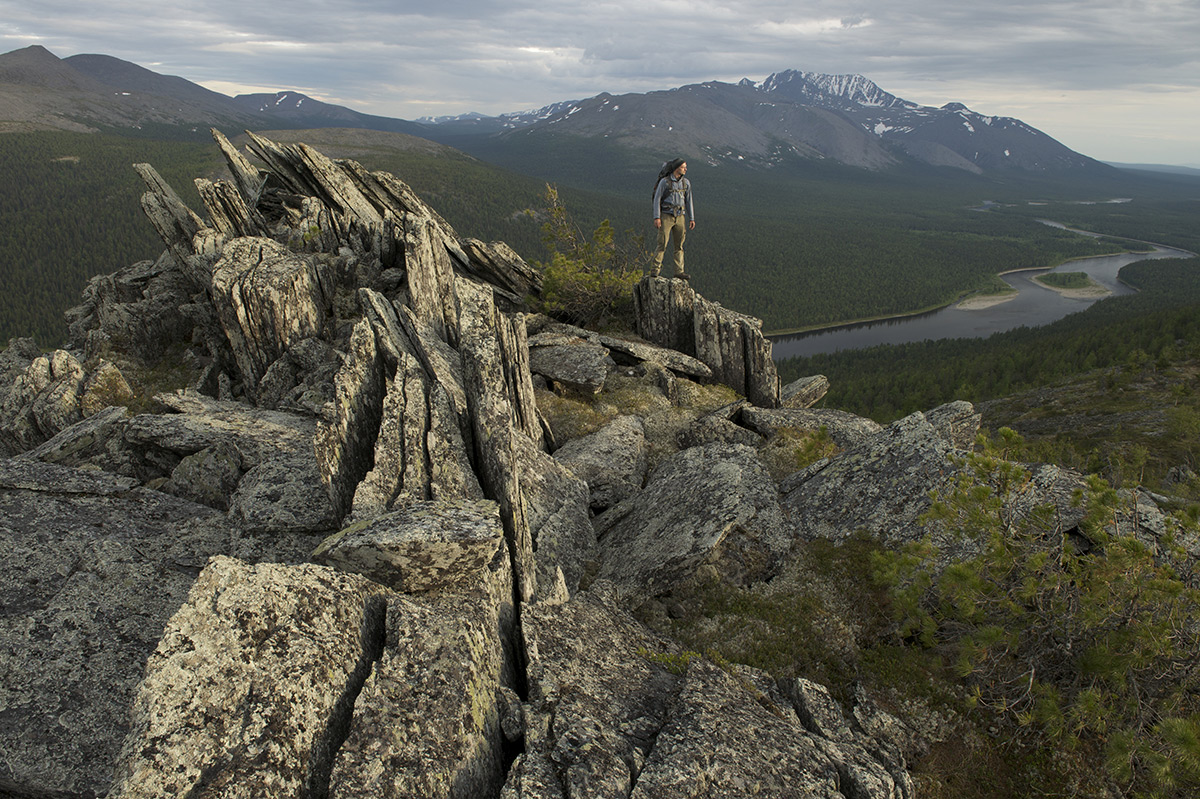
left=4, top=0, right=1199, bottom=166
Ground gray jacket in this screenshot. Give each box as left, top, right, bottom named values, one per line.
left=653, top=176, right=694, bottom=221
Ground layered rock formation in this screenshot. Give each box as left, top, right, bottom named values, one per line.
left=0, top=131, right=1175, bottom=798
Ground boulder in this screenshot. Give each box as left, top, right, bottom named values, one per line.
left=780, top=410, right=965, bottom=549
left=20, top=404, right=133, bottom=473
left=782, top=374, right=830, bottom=409
left=629, top=659, right=844, bottom=798
left=312, top=498, right=509, bottom=598
left=107, top=557, right=391, bottom=799
left=740, top=405, right=883, bottom=450
left=507, top=587, right=683, bottom=798
left=552, top=414, right=648, bottom=512
left=125, top=390, right=340, bottom=532
left=528, top=333, right=612, bottom=394
left=593, top=442, right=792, bottom=596
left=924, top=399, right=982, bottom=449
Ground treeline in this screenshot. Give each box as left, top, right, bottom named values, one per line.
left=0, top=132, right=222, bottom=345
left=778, top=257, right=1200, bottom=421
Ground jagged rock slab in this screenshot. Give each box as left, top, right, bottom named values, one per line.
left=740, top=405, right=883, bottom=450
left=528, top=333, right=612, bottom=394
left=64, top=252, right=201, bottom=365
left=209, top=236, right=332, bottom=397
left=593, top=442, right=792, bottom=596
left=629, top=659, right=845, bottom=798
left=20, top=404, right=132, bottom=473
left=108, top=557, right=390, bottom=799
left=312, top=498, right=508, bottom=596
left=782, top=374, right=830, bottom=409
left=506, top=587, right=683, bottom=798
left=316, top=317, right=386, bottom=519
left=134, top=162, right=211, bottom=287
left=782, top=678, right=916, bottom=799
left=351, top=347, right=482, bottom=520
left=0, top=460, right=239, bottom=799
left=461, top=237, right=543, bottom=298
left=633, top=277, right=780, bottom=407
left=457, top=278, right=537, bottom=601
left=528, top=315, right=712, bottom=380
left=514, top=435, right=595, bottom=598
left=552, top=414, right=648, bottom=512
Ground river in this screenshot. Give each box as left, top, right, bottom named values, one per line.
left=769, top=231, right=1195, bottom=360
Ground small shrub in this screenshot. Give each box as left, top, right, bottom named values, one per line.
left=530, top=185, right=643, bottom=330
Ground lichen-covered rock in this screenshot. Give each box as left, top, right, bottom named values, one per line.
left=741, top=405, right=882, bottom=450
left=924, top=399, right=982, bottom=449
left=552, top=414, right=648, bottom=512
left=20, top=404, right=133, bottom=473
left=210, top=236, right=332, bottom=398
left=160, top=439, right=243, bottom=510
left=630, top=659, right=844, bottom=798
left=125, top=389, right=339, bottom=531
left=514, top=434, right=595, bottom=598
left=0, top=460, right=241, bottom=799
left=64, top=252, right=199, bottom=363
left=633, top=276, right=780, bottom=407
left=327, top=590, right=513, bottom=798
left=781, top=410, right=966, bottom=549
left=781, top=374, right=831, bottom=409
left=507, top=586, right=682, bottom=799
left=312, top=498, right=508, bottom=597
left=108, top=556, right=390, bottom=799
left=593, top=442, right=792, bottom=596
left=528, top=333, right=613, bottom=394
left=316, top=317, right=386, bottom=520
left=0, top=348, right=87, bottom=454
left=351, top=347, right=481, bottom=520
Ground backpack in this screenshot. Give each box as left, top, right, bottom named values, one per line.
left=653, top=159, right=686, bottom=196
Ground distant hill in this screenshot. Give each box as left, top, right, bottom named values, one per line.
left=1, top=45, right=1109, bottom=175
left=0, top=45, right=429, bottom=138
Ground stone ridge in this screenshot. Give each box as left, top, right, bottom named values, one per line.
left=0, top=130, right=1171, bottom=798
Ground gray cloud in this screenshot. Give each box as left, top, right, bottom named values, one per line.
left=2, top=0, right=1198, bottom=163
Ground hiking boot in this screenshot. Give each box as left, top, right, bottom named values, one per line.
left=674, top=272, right=690, bottom=281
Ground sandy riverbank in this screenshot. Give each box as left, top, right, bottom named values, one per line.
left=955, top=292, right=1018, bottom=310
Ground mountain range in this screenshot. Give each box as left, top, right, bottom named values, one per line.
left=0, top=44, right=1108, bottom=175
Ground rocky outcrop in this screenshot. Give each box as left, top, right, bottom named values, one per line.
left=633, top=276, right=780, bottom=407
left=0, top=132, right=1053, bottom=798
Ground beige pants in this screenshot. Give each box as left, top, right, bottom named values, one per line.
left=651, top=213, right=687, bottom=275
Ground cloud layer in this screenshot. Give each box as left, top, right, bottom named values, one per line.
left=3, top=0, right=1198, bottom=163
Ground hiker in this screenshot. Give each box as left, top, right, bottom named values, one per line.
left=650, top=158, right=695, bottom=279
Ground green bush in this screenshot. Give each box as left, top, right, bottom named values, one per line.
left=530, top=185, right=642, bottom=330
left=874, top=429, right=1200, bottom=797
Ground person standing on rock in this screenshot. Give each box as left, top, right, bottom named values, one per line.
left=650, top=158, right=695, bottom=280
